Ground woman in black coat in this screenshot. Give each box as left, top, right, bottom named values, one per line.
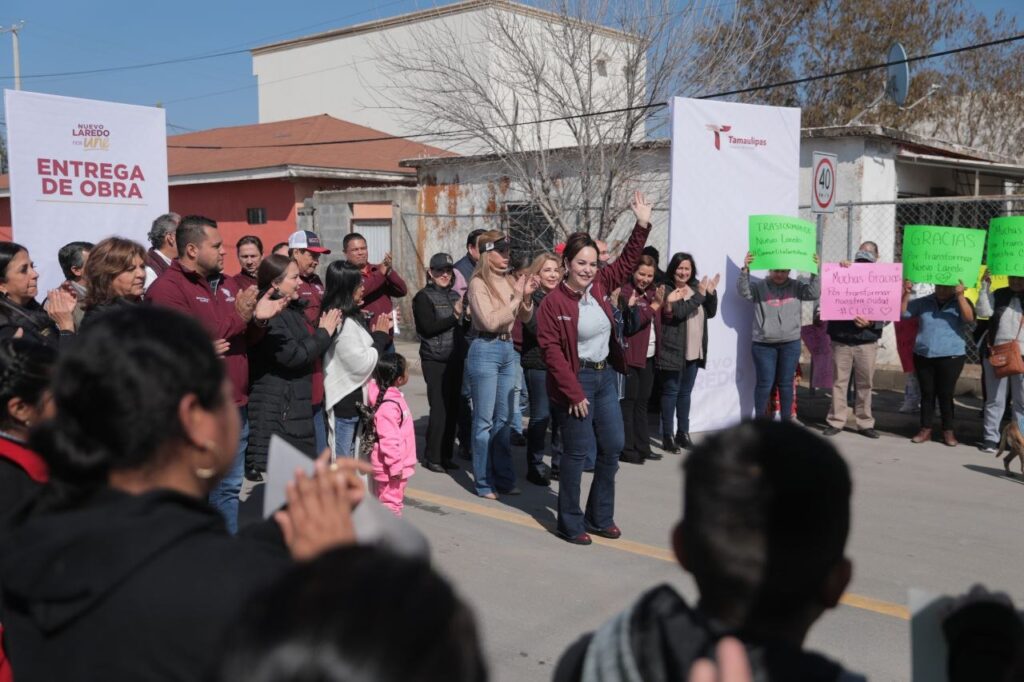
left=0, top=306, right=358, bottom=682
left=0, top=242, right=76, bottom=349
left=413, top=252, right=465, bottom=473
left=247, top=255, right=341, bottom=474
left=78, top=237, right=147, bottom=330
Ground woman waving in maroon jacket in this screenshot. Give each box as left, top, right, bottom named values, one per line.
left=536, top=191, right=652, bottom=545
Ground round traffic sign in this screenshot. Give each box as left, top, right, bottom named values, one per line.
left=814, top=156, right=836, bottom=210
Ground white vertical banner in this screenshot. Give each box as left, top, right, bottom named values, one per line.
left=5, top=90, right=168, bottom=293
left=669, top=97, right=801, bottom=432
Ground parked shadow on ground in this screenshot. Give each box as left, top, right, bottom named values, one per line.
left=412, top=415, right=561, bottom=533
left=963, top=464, right=1024, bottom=485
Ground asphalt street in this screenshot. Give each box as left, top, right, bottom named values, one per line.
left=395, top=347, right=1024, bottom=682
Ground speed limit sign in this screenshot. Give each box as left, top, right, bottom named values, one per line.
left=812, top=151, right=837, bottom=214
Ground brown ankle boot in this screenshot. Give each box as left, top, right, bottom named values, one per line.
left=942, top=430, right=958, bottom=447
left=911, top=427, right=932, bottom=443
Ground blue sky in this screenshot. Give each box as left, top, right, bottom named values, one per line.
left=0, top=0, right=1019, bottom=135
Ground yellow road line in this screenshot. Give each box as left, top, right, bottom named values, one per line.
left=406, top=487, right=911, bottom=621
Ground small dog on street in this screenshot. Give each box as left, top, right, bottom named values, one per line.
left=996, top=420, right=1024, bottom=476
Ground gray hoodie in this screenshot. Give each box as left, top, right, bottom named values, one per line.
left=737, top=269, right=820, bottom=343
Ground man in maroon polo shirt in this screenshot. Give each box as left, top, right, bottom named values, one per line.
left=343, top=232, right=408, bottom=348
left=146, top=215, right=286, bottom=533
left=288, top=230, right=330, bottom=325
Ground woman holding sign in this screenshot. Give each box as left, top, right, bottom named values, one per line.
left=738, top=251, right=820, bottom=421
left=901, top=279, right=974, bottom=447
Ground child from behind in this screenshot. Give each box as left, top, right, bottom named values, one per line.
left=367, top=353, right=416, bottom=516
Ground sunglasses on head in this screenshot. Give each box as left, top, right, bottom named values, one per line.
left=482, top=238, right=510, bottom=255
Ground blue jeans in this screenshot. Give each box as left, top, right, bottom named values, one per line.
left=210, top=406, right=247, bottom=534
left=551, top=367, right=623, bottom=537
left=511, top=362, right=526, bottom=435
left=334, top=414, right=360, bottom=457
left=525, top=367, right=554, bottom=475
left=660, top=361, right=700, bottom=437
left=466, top=338, right=517, bottom=495
left=313, top=403, right=327, bottom=455
left=752, top=340, right=802, bottom=419
left=458, top=339, right=475, bottom=455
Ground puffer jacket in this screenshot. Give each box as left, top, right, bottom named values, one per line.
left=366, top=380, right=417, bottom=481
left=246, top=302, right=333, bottom=470
left=413, top=281, right=463, bottom=362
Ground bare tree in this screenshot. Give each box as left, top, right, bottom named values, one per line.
left=372, top=0, right=786, bottom=240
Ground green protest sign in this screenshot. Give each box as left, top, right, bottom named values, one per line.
left=748, top=215, right=818, bottom=273
left=987, top=216, right=1024, bottom=276
left=902, top=225, right=984, bottom=285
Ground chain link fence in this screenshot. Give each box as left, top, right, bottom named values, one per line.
left=802, top=195, right=1024, bottom=365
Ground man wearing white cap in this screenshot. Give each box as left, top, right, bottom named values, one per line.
left=288, top=230, right=331, bottom=325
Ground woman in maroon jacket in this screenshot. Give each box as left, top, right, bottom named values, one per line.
left=536, top=191, right=652, bottom=545
left=618, top=255, right=666, bottom=465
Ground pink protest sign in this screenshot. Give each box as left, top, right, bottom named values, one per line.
left=819, top=262, right=904, bottom=322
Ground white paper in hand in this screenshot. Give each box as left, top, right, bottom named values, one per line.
left=264, top=435, right=430, bottom=560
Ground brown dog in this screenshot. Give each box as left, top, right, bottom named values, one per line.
left=996, top=420, right=1024, bottom=476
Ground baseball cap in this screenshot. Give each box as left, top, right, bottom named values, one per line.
left=853, top=250, right=876, bottom=263
left=429, top=253, right=454, bottom=270
left=288, top=230, right=331, bottom=255
left=481, top=237, right=510, bottom=255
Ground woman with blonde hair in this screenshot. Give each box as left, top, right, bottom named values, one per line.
left=465, top=231, right=538, bottom=499
left=514, top=251, right=563, bottom=485
left=80, top=237, right=147, bottom=326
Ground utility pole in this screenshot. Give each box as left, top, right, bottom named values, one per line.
left=0, top=22, right=24, bottom=90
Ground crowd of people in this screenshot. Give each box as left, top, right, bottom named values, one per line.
left=0, top=201, right=1020, bottom=681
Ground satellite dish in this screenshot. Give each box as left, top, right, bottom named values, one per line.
left=886, top=42, right=909, bottom=107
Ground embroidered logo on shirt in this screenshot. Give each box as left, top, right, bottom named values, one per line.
left=195, top=296, right=210, bottom=303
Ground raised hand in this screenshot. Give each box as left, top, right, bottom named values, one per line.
left=955, top=279, right=966, bottom=297
left=372, top=313, right=393, bottom=334
left=629, top=190, right=653, bottom=226
left=254, top=288, right=289, bottom=323
left=44, top=288, right=76, bottom=332
left=744, top=252, right=755, bottom=269
left=234, top=285, right=258, bottom=322
left=523, top=274, right=540, bottom=296
left=698, top=276, right=710, bottom=296
left=706, top=273, right=721, bottom=294
left=654, top=284, right=666, bottom=305
left=380, top=252, right=393, bottom=276
left=903, top=279, right=913, bottom=295
left=319, top=308, right=342, bottom=335
left=666, top=287, right=686, bottom=303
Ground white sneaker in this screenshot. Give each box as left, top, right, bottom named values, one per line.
left=898, top=402, right=919, bottom=414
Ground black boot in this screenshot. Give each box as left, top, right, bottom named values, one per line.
left=661, top=436, right=680, bottom=454
left=676, top=433, right=693, bottom=450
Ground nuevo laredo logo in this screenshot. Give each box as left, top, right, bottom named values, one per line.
left=705, top=124, right=767, bottom=151
left=72, top=123, right=111, bottom=152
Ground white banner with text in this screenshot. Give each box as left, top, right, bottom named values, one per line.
left=669, top=97, right=801, bottom=432
left=5, top=90, right=168, bottom=292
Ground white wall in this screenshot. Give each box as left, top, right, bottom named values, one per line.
left=253, top=7, right=635, bottom=152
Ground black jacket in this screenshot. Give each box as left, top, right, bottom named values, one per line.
left=826, top=319, right=884, bottom=345
left=554, top=584, right=862, bottom=682
left=655, top=285, right=718, bottom=372
left=0, top=296, right=68, bottom=350
left=79, top=297, right=138, bottom=331
left=516, top=289, right=548, bottom=370
left=246, top=301, right=332, bottom=469
left=0, top=488, right=289, bottom=682
left=413, top=281, right=463, bottom=362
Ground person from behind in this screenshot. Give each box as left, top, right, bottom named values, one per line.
left=413, top=252, right=465, bottom=473
left=365, top=353, right=416, bottom=517
left=80, top=237, right=146, bottom=327
left=901, top=278, right=975, bottom=446
left=737, top=250, right=820, bottom=420
left=56, top=241, right=92, bottom=330
left=0, top=306, right=362, bottom=682
left=246, top=255, right=341, bottom=481
left=216, top=545, right=487, bottom=682
left=0, top=340, right=57, bottom=521
left=235, top=235, right=264, bottom=289
left=454, top=228, right=486, bottom=299
left=554, top=420, right=862, bottom=682
left=143, top=212, right=180, bottom=290
left=271, top=242, right=290, bottom=258
left=0, top=243, right=76, bottom=349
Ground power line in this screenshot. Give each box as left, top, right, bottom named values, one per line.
left=167, top=30, right=1024, bottom=150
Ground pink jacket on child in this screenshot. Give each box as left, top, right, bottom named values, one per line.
left=366, top=380, right=417, bottom=481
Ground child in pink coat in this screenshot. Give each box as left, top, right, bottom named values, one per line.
left=366, top=353, right=416, bottom=516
